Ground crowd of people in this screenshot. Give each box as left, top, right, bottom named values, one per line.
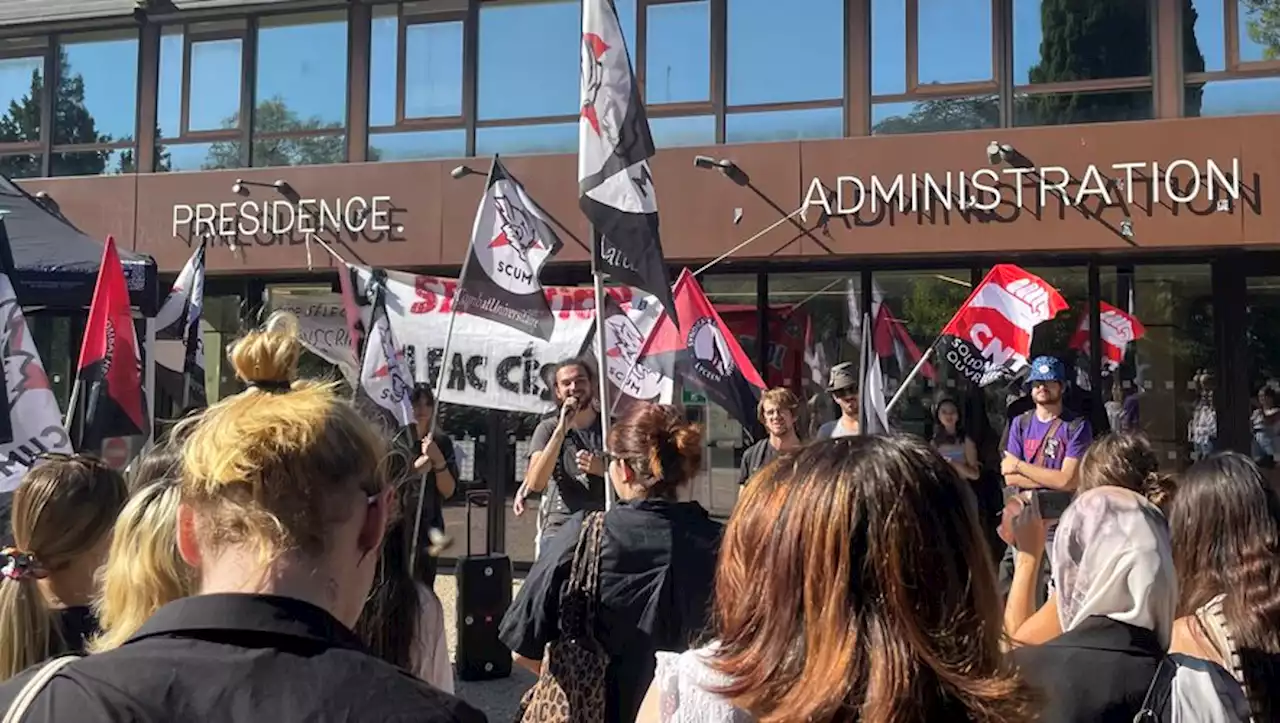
left=0, top=309, right=1276, bottom=722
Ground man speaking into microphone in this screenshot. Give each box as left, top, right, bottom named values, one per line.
left=516, top=358, right=606, bottom=558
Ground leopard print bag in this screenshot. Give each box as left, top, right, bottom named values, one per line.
left=515, top=512, right=608, bottom=723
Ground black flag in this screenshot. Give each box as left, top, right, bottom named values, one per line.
left=578, top=0, right=676, bottom=323
left=155, top=242, right=206, bottom=407
left=456, top=157, right=563, bottom=341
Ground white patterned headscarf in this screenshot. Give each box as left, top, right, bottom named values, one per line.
left=1051, top=486, right=1178, bottom=649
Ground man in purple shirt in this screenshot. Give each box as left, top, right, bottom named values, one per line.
left=997, top=356, right=1093, bottom=605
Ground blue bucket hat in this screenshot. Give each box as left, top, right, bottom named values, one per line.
left=1027, top=356, right=1067, bottom=383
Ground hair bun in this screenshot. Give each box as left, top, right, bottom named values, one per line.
left=230, top=310, right=303, bottom=387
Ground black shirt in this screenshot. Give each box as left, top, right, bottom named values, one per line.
left=0, top=593, right=486, bottom=723
left=500, top=499, right=722, bottom=722
left=736, top=438, right=778, bottom=486
left=51, top=606, right=97, bottom=655
left=403, top=433, right=459, bottom=578
left=528, top=415, right=605, bottom=539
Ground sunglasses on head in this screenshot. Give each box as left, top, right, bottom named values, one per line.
left=36, top=451, right=105, bottom=467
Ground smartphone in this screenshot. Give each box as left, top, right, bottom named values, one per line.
left=1033, top=489, right=1074, bottom=521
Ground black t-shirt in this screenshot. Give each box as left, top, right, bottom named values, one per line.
left=737, top=439, right=778, bottom=486
left=53, top=606, right=98, bottom=655
left=528, top=415, right=605, bottom=538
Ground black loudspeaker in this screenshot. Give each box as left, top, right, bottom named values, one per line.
left=455, top=490, right=513, bottom=681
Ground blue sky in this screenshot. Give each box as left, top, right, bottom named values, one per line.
left=0, top=0, right=1276, bottom=157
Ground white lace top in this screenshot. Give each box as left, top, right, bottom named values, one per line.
left=652, top=646, right=752, bottom=723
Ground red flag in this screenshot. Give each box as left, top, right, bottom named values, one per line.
left=71, top=237, right=148, bottom=452
left=638, top=269, right=764, bottom=428
left=1069, top=302, right=1146, bottom=370
left=939, top=264, right=1068, bottom=387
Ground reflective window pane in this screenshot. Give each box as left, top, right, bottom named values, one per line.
left=0, top=155, right=41, bottom=178
left=189, top=38, right=243, bottom=132
left=157, top=142, right=242, bottom=173
left=0, top=50, right=43, bottom=144
left=645, top=1, right=710, bottom=104
left=649, top=114, right=715, bottom=148
left=872, top=0, right=907, bottom=95
left=255, top=12, right=348, bottom=132
left=1101, top=265, right=1213, bottom=470
left=1187, top=76, right=1280, bottom=117
left=369, top=5, right=398, bottom=127
left=406, top=22, right=464, bottom=118
left=157, top=27, right=184, bottom=138
left=52, top=148, right=134, bottom=177
left=252, top=134, right=345, bottom=168
left=1013, top=0, right=1151, bottom=85
left=728, top=0, right=843, bottom=105
left=1239, top=1, right=1276, bottom=63
left=918, top=0, right=994, bottom=86
left=369, top=129, right=466, bottom=161
left=479, top=1, right=579, bottom=120
left=57, top=31, right=139, bottom=145
left=476, top=122, right=577, bottom=156
left=872, top=96, right=999, bottom=135
left=1013, top=89, right=1153, bottom=126
left=616, top=0, right=637, bottom=52
left=724, top=107, right=842, bottom=143
left=1185, top=0, right=1226, bottom=72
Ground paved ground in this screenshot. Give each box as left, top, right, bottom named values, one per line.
left=436, top=572, right=532, bottom=721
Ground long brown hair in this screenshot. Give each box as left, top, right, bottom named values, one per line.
left=710, top=435, right=1037, bottom=723
left=0, top=457, right=127, bottom=680
left=1170, top=452, right=1280, bottom=721
left=1075, top=432, right=1175, bottom=510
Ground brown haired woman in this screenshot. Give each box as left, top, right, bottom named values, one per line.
left=1169, top=452, right=1280, bottom=721
left=501, top=403, right=721, bottom=722
left=637, top=435, right=1038, bottom=723
left=0, top=455, right=127, bottom=681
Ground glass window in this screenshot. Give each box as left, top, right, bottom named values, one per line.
left=52, top=148, right=134, bottom=177
left=872, top=0, right=907, bottom=95
left=767, top=273, right=862, bottom=439
left=872, top=96, right=999, bottom=134
left=0, top=154, right=41, bottom=178
left=1013, top=89, right=1153, bottom=126
left=724, top=107, right=842, bottom=143
left=649, top=114, right=715, bottom=148
left=1186, top=0, right=1226, bottom=72
left=251, top=134, right=346, bottom=168
left=369, top=129, right=466, bottom=161
left=405, top=21, right=464, bottom=119
left=158, top=142, right=240, bottom=173
left=0, top=39, right=45, bottom=145
left=1100, top=265, right=1213, bottom=470
left=645, top=1, right=710, bottom=104
left=159, top=21, right=246, bottom=153
left=255, top=12, right=348, bottom=132
left=727, top=0, right=843, bottom=106
left=918, top=0, right=994, bottom=86
left=1187, top=76, right=1280, bottom=117
left=369, top=6, right=399, bottom=127
left=1013, top=0, right=1151, bottom=85
left=56, top=31, right=139, bottom=146
left=476, top=122, right=578, bottom=156
left=479, top=1, right=579, bottom=120
left=1238, top=1, right=1275, bottom=63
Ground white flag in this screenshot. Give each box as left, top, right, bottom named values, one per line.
left=358, top=282, right=414, bottom=433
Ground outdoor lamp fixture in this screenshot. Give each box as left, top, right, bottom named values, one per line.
left=692, top=155, right=749, bottom=187
left=231, top=178, right=295, bottom=197
left=987, top=141, right=1017, bottom=165
left=1119, top=219, right=1135, bottom=240
left=450, top=165, right=483, bottom=180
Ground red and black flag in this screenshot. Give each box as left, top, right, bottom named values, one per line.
left=69, top=237, right=148, bottom=453
left=457, top=156, right=563, bottom=341
left=638, top=269, right=764, bottom=428
left=579, top=0, right=676, bottom=322
left=939, top=264, right=1068, bottom=386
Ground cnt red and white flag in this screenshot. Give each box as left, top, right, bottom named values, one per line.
left=1069, top=302, right=1146, bottom=371
left=940, top=264, right=1068, bottom=386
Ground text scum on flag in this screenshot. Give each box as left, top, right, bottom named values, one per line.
left=456, top=157, right=564, bottom=341
left=939, top=264, right=1068, bottom=387
left=578, top=0, right=677, bottom=320
left=581, top=291, right=673, bottom=419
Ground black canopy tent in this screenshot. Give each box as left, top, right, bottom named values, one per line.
left=0, top=175, right=159, bottom=314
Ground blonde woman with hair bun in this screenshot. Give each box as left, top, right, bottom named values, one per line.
left=0, top=312, right=485, bottom=722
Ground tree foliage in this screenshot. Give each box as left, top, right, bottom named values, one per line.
left=1242, top=0, right=1280, bottom=59
left=205, top=97, right=348, bottom=170
left=0, top=49, right=116, bottom=178
left=872, top=97, right=999, bottom=136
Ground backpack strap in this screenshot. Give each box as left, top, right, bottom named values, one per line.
left=2, top=655, right=78, bottom=723
left=1131, top=656, right=1176, bottom=723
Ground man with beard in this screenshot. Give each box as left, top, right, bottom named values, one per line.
left=737, top=388, right=803, bottom=487
left=998, top=356, right=1093, bottom=603
left=816, top=362, right=860, bottom=439
left=516, top=358, right=605, bottom=558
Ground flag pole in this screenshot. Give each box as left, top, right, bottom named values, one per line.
left=591, top=229, right=615, bottom=512
left=691, top=205, right=806, bottom=277
left=409, top=158, right=493, bottom=575
left=884, top=346, right=936, bottom=413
